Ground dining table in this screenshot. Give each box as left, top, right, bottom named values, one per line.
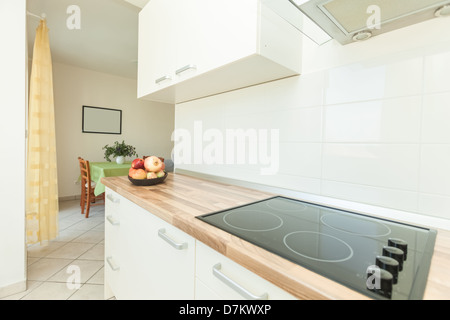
left=89, top=161, right=131, bottom=196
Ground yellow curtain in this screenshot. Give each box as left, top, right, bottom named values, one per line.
left=26, top=19, right=59, bottom=245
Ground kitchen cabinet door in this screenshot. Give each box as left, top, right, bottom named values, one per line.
left=138, top=0, right=302, bottom=104
left=138, top=0, right=176, bottom=98
left=118, top=198, right=195, bottom=300
left=173, top=0, right=201, bottom=82
left=195, top=241, right=297, bottom=300
left=194, top=0, right=258, bottom=74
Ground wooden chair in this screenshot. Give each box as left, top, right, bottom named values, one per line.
left=78, top=157, right=105, bottom=218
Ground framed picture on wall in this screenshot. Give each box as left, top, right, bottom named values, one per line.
left=82, top=105, right=122, bottom=135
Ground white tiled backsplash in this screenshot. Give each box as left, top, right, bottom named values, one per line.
left=175, top=27, right=450, bottom=227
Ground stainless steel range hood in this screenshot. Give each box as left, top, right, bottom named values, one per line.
left=290, top=0, right=450, bottom=45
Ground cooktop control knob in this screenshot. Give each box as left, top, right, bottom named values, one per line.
left=376, top=255, right=399, bottom=284
left=383, top=246, right=405, bottom=271
left=367, top=266, right=393, bottom=299
left=388, top=238, right=408, bottom=261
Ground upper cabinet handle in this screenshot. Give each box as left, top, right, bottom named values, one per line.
left=175, top=64, right=197, bottom=75
left=212, top=263, right=268, bottom=300
left=158, top=228, right=188, bottom=250
left=155, top=75, right=172, bottom=84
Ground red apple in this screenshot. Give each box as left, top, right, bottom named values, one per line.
left=161, top=162, right=165, bottom=171
left=144, top=156, right=163, bottom=172
left=147, top=172, right=157, bottom=179
left=131, top=158, right=145, bottom=170
left=129, top=168, right=147, bottom=180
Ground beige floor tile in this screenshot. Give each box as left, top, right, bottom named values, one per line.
left=92, top=222, right=105, bottom=231
left=54, top=228, right=87, bottom=242
left=67, top=218, right=104, bottom=231
left=21, top=282, right=77, bottom=300
left=86, top=267, right=104, bottom=285
left=59, top=216, right=86, bottom=230
left=46, top=242, right=95, bottom=259
left=73, top=230, right=104, bottom=244
left=78, top=243, right=104, bottom=261
left=68, top=284, right=105, bottom=300
left=48, top=259, right=104, bottom=284
left=27, top=258, right=73, bottom=281
left=0, top=281, right=42, bottom=300
left=20, top=200, right=106, bottom=300
left=27, top=257, right=40, bottom=266
left=27, top=241, right=66, bottom=258
left=59, top=199, right=81, bottom=212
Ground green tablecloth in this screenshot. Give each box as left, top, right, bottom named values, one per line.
left=90, top=161, right=131, bottom=196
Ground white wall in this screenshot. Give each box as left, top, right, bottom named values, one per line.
left=175, top=17, right=450, bottom=229
left=0, top=0, right=27, bottom=296
left=52, top=62, right=174, bottom=198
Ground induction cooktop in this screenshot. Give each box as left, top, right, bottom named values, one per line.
left=196, top=196, right=437, bottom=300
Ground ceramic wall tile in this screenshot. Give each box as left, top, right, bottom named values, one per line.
left=322, top=144, right=420, bottom=191
left=321, top=180, right=418, bottom=213
left=324, top=97, right=421, bottom=143
left=250, top=173, right=322, bottom=195
left=424, top=50, right=450, bottom=94
left=263, top=72, right=325, bottom=110
left=276, top=107, right=322, bottom=142
left=278, top=143, right=322, bottom=178
left=421, top=92, right=450, bottom=143
left=419, top=144, right=450, bottom=196
left=419, top=193, right=450, bottom=220
left=174, top=44, right=450, bottom=224
left=225, top=106, right=322, bottom=143
left=325, top=57, right=423, bottom=105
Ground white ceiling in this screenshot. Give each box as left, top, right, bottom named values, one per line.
left=27, top=0, right=149, bottom=79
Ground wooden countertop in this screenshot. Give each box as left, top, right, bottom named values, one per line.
left=102, top=173, right=450, bottom=300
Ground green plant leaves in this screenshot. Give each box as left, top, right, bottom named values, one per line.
left=102, top=140, right=138, bottom=162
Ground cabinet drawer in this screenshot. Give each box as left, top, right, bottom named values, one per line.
left=118, top=199, right=196, bottom=300
left=105, top=255, right=120, bottom=296
left=105, top=188, right=121, bottom=261
left=195, top=241, right=297, bottom=300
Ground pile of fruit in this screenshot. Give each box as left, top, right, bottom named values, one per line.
left=129, top=156, right=165, bottom=180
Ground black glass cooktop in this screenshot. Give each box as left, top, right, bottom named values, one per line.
left=196, top=196, right=437, bottom=300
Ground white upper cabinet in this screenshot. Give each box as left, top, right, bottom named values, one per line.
left=138, top=0, right=303, bottom=104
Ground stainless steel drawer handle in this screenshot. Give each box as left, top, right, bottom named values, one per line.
left=106, top=256, right=120, bottom=271
left=106, top=215, right=120, bottom=226
left=106, top=194, right=120, bottom=203
left=158, top=228, right=188, bottom=250
left=155, top=75, right=172, bottom=84
left=212, top=263, right=268, bottom=300
left=175, top=64, right=197, bottom=75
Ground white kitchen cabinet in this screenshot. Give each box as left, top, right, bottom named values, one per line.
left=104, top=188, right=195, bottom=300
left=138, top=0, right=176, bottom=97
left=138, top=0, right=303, bottom=104
left=104, top=188, right=297, bottom=300
left=104, top=188, right=123, bottom=299
left=195, top=241, right=297, bottom=300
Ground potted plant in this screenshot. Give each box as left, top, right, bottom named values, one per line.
left=103, top=140, right=138, bottom=164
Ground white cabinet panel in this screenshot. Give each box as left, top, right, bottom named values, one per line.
left=195, top=241, right=297, bottom=300
left=138, top=0, right=302, bottom=103
left=118, top=200, right=195, bottom=300
left=104, top=188, right=122, bottom=299
left=138, top=0, right=176, bottom=97
left=104, top=189, right=297, bottom=300
left=104, top=189, right=195, bottom=300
